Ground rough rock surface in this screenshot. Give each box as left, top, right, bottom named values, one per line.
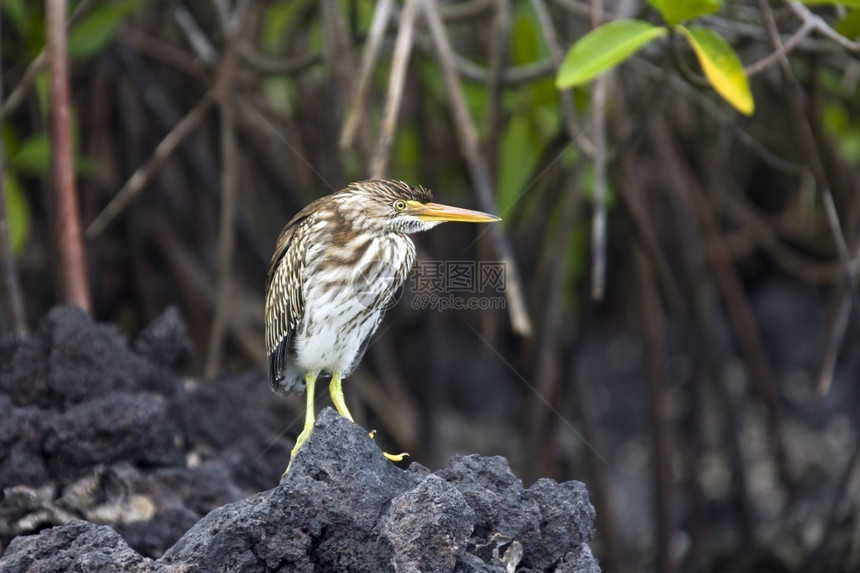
left=0, top=306, right=291, bottom=559
left=0, top=307, right=600, bottom=572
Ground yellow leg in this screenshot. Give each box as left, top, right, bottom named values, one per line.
left=330, top=371, right=408, bottom=463
left=329, top=371, right=354, bottom=422
left=284, top=371, right=318, bottom=477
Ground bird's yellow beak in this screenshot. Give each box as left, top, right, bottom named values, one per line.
left=406, top=200, right=500, bottom=223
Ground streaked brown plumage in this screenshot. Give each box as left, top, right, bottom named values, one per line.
left=265, top=180, right=499, bottom=472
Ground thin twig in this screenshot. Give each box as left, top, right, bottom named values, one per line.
left=634, top=55, right=806, bottom=178
left=86, top=89, right=217, bottom=238
left=113, top=43, right=269, bottom=266
left=552, top=0, right=592, bottom=17
left=173, top=4, right=218, bottom=65
left=0, top=167, right=27, bottom=333
left=438, top=0, right=495, bottom=20
left=786, top=1, right=860, bottom=52
left=717, top=182, right=842, bottom=284
left=120, top=26, right=210, bottom=81
left=733, top=125, right=803, bottom=175
left=611, top=92, right=685, bottom=314
left=320, top=0, right=355, bottom=89
left=205, top=95, right=239, bottom=377
left=422, top=0, right=532, bottom=336
left=692, top=253, right=758, bottom=551
left=48, top=0, right=91, bottom=312
left=210, top=0, right=230, bottom=33
left=370, top=0, right=419, bottom=179
left=530, top=0, right=595, bottom=157
left=150, top=215, right=266, bottom=366
left=528, top=167, right=582, bottom=482
left=815, top=289, right=850, bottom=397
left=341, top=0, right=395, bottom=150
left=321, top=0, right=372, bottom=166
left=664, top=155, right=762, bottom=562
left=484, top=0, right=511, bottom=178
left=758, top=0, right=860, bottom=334
left=590, top=90, right=607, bottom=299
left=239, top=44, right=321, bottom=75
left=204, top=0, right=250, bottom=376
left=87, top=0, right=247, bottom=240
left=652, top=119, right=796, bottom=500
left=0, top=52, right=47, bottom=121
left=413, top=34, right=555, bottom=85
left=635, top=245, right=676, bottom=573
left=0, top=21, right=26, bottom=333
left=0, top=0, right=97, bottom=121
left=589, top=0, right=608, bottom=300
left=745, top=19, right=815, bottom=77
left=670, top=154, right=759, bottom=551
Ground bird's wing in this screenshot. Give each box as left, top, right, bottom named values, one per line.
left=265, top=214, right=312, bottom=390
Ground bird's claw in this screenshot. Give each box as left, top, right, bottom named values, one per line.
left=383, top=451, right=409, bottom=462
left=368, top=429, right=408, bottom=462
left=283, top=424, right=314, bottom=478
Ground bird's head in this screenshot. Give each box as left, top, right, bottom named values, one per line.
left=341, top=180, right=500, bottom=234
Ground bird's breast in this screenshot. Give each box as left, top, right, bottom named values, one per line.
left=294, top=232, right=415, bottom=374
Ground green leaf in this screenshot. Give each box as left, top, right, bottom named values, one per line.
left=1, top=0, right=30, bottom=38
left=836, top=10, right=860, bottom=38
left=393, top=123, right=421, bottom=185
left=678, top=25, right=754, bottom=115
left=647, top=0, right=721, bottom=27
left=512, top=5, right=543, bottom=65
left=824, top=101, right=860, bottom=165
left=563, top=214, right=588, bottom=309
left=1, top=0, right=45, bottom=57
left=3, top=174, right=31, bottom=254
left=262, top=0, right=313, bottom=53
left=556, top=20, right=668, bottom=88
left=8, top=131, right=94, bottom=176
left=68, top=0, right=143, bottom=60
left=10, top=134, right=51, bottom=174
left=262, top=77, right=296, bottom=115
left=498, top=115, right=542, bottom=216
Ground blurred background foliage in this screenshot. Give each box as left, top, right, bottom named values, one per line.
left=3, top=0, right=860, bottom=571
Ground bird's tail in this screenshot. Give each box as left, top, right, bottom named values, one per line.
left=268, top=354, right=306, bottom=395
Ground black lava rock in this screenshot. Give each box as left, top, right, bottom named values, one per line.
left=2, top=409, right=600, bottom=572
left=0, top=306, right=170, bottom=408
left=0, top=520, right=162, bottom=573
left=0, top=307, right=600, bottom=572
left=133, top=306, right=192, bottom=369
left=0, top=307, right=288, bottom=555
left=43, top=391, right=183, bottom=472
left=383, top=475, right=475, bottom=572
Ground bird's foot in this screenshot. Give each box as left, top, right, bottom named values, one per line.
left=282, top=424, right=314, bottom=479
left=368, top=430, right=409, bottom=463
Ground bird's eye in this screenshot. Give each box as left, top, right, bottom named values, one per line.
left=393, top=200, right=407, bottom=211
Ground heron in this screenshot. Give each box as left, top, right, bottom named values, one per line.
left=265, top=180, right=500, bottom=472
